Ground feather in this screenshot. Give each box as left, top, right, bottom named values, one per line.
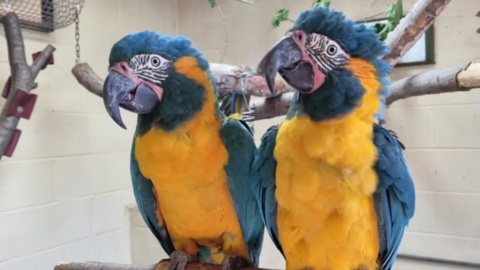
left=373, top=124, right=416, bottom=270
left=250, top=125, right=284, bottom=257
left=130, top=136, right=175, bottom=255
left=221, top=117, right=265, bottom=265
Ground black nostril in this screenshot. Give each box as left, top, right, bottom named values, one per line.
left=293, top=31, right=304, bottom=42
left=120, top=63, right=128, bottom=72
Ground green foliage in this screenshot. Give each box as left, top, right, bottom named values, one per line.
left=271, top=0, right=331, bottom=28
left=373, top=0, right=403, bottom=41
left=267, top=0, right=403, bottom=40
left=210, top=0, right=403, bottom=117
left=208, top=0, right=216, bottom=8
left=312, top=0, right=331, bottom=8
left=271, top=8, right=290, bottom=28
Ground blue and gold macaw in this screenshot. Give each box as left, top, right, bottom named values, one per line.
left=102, top=31, right=264, bottom=270
left=252, top=7, right=415, bottom=270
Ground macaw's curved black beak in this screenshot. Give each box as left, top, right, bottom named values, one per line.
left=103, top=63, right=162, bottom=129
left=257, top=32, right=324, bottom=94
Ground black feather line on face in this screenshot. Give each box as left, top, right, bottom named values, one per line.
left=305, top=33, right=350, bottom=74
left=129, top=54, right=172, bottom=85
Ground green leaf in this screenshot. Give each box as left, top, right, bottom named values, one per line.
left=386, top=0, right=403, bottom=29
left=271, top=8, right=290, bottom=28
left=208, top=0, right=216, bottom=8
left=313, top=0, right=331, bottom=8
left=374, top=22, right=394, bottom=41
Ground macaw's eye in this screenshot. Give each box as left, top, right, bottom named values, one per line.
left=150, top=56, right=161, bottom=68
left=304, top=33, right=350, bottom=73
left=327, top=45, right=337, bottom=56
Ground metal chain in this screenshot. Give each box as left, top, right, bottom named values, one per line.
left=240, top=72, right=254, bottom=113
left=75, top=4, right=81, bottom=64
left=239, top=72, right=256, bottom=122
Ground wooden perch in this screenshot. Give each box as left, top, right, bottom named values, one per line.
left=71, top=63, right=293, bottom=99
left=54, top=261, right=158, bottom=270
left=71, top=0, right=454, bottom=121
left=54, top=260, right=270, bottom=270
left=387, top=59, right=480, bottom=104
left=383, top=0, right=452, bottom=66
left=244, top=60, right=480, bottom=120
left=72, top=63, right=103, bottom=98
left=210, top=63, right=293, bottom=97
left=243, top=0, right=456, bottom=120
left=0, top=12, right=55, bottom=160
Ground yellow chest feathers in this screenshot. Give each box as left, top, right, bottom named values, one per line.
left=132, top=56, right=247, bottom=260
left=274, top=58, right=383, bottom=270
left=134, top=118, right=227, bottom=184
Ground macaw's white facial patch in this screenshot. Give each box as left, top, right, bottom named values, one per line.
left=305, top=33, right=350, bottom=74
left=129, top=54, right=172, bottom=85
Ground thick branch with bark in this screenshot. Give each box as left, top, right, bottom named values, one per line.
left=210, top=64, right=293, bottom=97
left=72, top=63, right=103, bottom=98
left=0, top=12, right=55, bottom=160
left=72, top=0, right=456, bottom=122
left=386, top=59, right=480, bottom=104
left=54, top=260, right=270, bottom=270
left=244, top=59, right=480, bottom=120
left=245, top=0, right=455, bottom=120
left=71, top=63, right=294, bottom=98
left=383, top=0, right=451, bottom=66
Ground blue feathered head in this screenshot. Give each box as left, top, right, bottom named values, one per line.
left=103, top=31, right=212, bottom=132
left=258, top=7, right=392, bottom=121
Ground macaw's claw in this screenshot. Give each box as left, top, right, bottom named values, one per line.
left=167, top=251, right=198, bottom=270
left=221, top=255, right=254, bottom=270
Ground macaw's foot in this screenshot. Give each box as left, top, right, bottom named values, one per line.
left=167, top=251, right=198, bottom=270
left=221, top=255, right=254, bottom=270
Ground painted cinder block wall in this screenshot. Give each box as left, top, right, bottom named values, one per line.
left=0, top=0, right=177, bottom=269
left=0, top=0, right=479, bottom=269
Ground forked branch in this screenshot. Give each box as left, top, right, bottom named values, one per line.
left=0, top=12, right=55, bottom=160
left=71, top=0, right=456, bottom=122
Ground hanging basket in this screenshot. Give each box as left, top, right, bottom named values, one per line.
left=0, top=0, right=85, bottom=32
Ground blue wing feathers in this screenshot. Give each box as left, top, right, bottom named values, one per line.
left=373, top=125, right=415, bottom=270
left=220, top=118, right=265, bottom=266
left=130, top=139, right=175, bottom=255
left=250, top=125, right=284, bottom=257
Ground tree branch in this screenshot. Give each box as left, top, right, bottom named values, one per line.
left=31, top=45, right=56, bottom=79
left=72, top=63, right=103, bottom=98
left=54, top=262, right=158, bottom=270
left=210, top=64, right=293, bottom=97
left=0, top=12, right=55, bottom=160
left=243, top=0, right=454, bottom=120
left=71, top=63, right=294, bottom=98
left=386, top=59, right=480, bottom=104
left=54, top=260, right=271, bottom=270
left=383, top=0, right=452, bottom=66
left=245, top=59, right=480, bottom=120
left=243, top=93, right=293, bottom=121
left=71, top=0, right=454, bottom=121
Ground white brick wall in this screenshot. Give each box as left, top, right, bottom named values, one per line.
left=0, top=0, right=177, bottom=269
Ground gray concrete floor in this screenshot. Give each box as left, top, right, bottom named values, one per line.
left=395, top=258, right=480, bottom=270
